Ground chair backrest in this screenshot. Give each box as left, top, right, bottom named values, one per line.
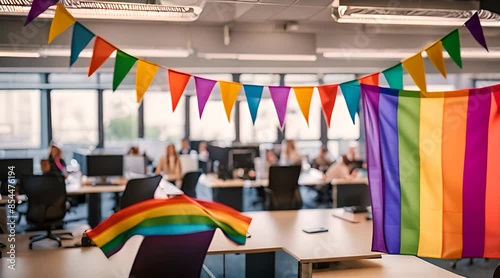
left=22, top=175, right=67, bottom=227
left=336, top=183, right=371, bottom=208
left=129, top=230, right=215, bottom=278
left=181, top=171, right=202, bottom=198
left=120, top=175, right=162, bottom=210
left=494, top=264, right=500, bottom=278
left=266, top=165, right=302, bottom=210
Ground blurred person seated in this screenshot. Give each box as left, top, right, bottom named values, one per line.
left=324, top=154, right=359, bottom=182
left=155, top=144, right=182, bottom=183
left=47, top=143, right=68, bottom=178
left=197, top=141, right=210, bottom=173
left=127, top=146, right=140, bottom=156
left=179, top=138, right=192, bottom=155
left=264, top=149, right=278, bottom=179
left=281, top=140, right=302, bottom=166
left=312, top=145, right=333, bottom=172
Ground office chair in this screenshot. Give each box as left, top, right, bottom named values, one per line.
left=22, top=175, right=73, bottom=249
left=119, top=175, right=162, bottom=210
left=264, top=165, right=302, bottom=210
left=129, top=230, right=215, bottom=278
left=335, top=183, right=371, bottom=208
left=181, top=171, right=202, bottom=198
left=494, top=264, right=500, bottom=278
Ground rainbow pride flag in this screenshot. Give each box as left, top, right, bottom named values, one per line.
left=86, top=195, right=252, bottom=257
left=361, top=83, right=500, bottom=259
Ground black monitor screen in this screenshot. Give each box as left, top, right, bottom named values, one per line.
left=86, top=155, right=123, bottom=177
left=0, top=158, right=33, bottom=181
left=229, top=150, right=255, bottom=170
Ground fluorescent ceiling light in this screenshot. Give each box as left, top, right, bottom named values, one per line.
left=198, top=53, right=317, bottom=61
left=39, top=48, right=191, bottom=58
left=0, top=0, right=206, bottom=21
left=0, top=51, right=41, bottom=58
left=321, top=48, right=500, bottom=59
left=332, top=4, right=500, bottom=27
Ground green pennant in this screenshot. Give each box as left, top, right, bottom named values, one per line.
left=113, top=50, right=137, bottom=91
left=441, top=29, right=462, bottom=69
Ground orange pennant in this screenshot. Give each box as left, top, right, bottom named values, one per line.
left=402, top=53, right=427, bottom=93
left=293, top=86, right=314, bottom=126
left=136, top=60, right=159, bottom=103
left=219, top=81, right=242, bottom=122
left=168, top=70, right=191, bottom=112
left=359, top=73, right=380, bottom=86
left=425, top=41, right=447, bottom=78
left=88, top=37, right=116, bottom=77
left=317, top=84, right=338, bottom=128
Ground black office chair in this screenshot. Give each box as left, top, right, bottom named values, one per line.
left=264, top=165, right=302, bottom=210
left=181, top=171, right=202, bottom=198
left=119, top=175, right=162, bottom=210
left=22, top=175, right=73, bottom=249
left=335, top=183, right=371, bottom=208
left=494, top=264, right=500, bottom=278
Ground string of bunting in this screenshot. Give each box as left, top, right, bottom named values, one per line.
left=26, top=1, right=490, bottom=128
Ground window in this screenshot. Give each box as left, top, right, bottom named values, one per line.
left=190, top=99, right=235, bottom=141
left=403, top=74, right=455, bottom=91
left=327, top=94, right=360, bottom=140
left=103, top=90, right=139, bottom=147
left=143, top=92, right=185, bottom=142
left=239, top=74, right=281, bottom=143
left=0, top=90, right=41, bottom=148
left=51, top=90, right=98, bottom=146
left=284, top=74, right=320, bottom=140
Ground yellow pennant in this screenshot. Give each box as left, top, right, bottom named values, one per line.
left=136, top=60, right=158, bottom=103
left=402, top=53, right=427, bottom=93
left=219, top=81, right=242, bottom=122
left=425, top=41, right=447, bottom=78
left=293, top=86, right=314, bottom=126
left=48, top=3, right=75, bottom=44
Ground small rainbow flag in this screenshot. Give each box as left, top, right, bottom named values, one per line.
left=86, top=195, right=252, bottom=258
left=362, top=83, right=500, bottom=259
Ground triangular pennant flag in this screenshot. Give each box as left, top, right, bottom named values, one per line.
left=219, top=81, right=242, bottom=122
left=48, top=3, right=75, bottom=44
left=359, top=73, right=379, bottom=86
left=243, top=84, right=263, bottom=125
left=88, top=37, right=116, bottom=77
left=402, top=53, right=427, bottom=92
left=268, top=86, right=291, bottom=129
left=136, top=60, right=158, bottom=103
left=113, top=50, right=137, bottom=91
left=382, top=64, right=403, bottom=89
left=194, top=77, right=217, bottom=118
left=441, top=29, right=462, bottom=69
left=339, top=80, right=361, bottom=124
left=425, top=41, right=447, bottom=78
left=494, top=90, right=500, bottom=109
left=25, top=0, right=58, bottom=26
left=168, top=70, right=191, bottom=112
left=293, top=87, right=314, bottom=126
left=464, top=12, right=488, bottom=51
left=70, top=22, right=95, bottom=66
left=317, top=84, right=338, bottom=128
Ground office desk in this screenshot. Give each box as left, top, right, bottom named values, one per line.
left=0, top=209, right=378, bottom=278
left=312, top=255, right=463, bottom=278
left=199, top=170, right=326, bottom=211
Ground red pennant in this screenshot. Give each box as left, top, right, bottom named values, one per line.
left=168, top=70, right=191, bottom=112
left=317, top=84, right=338, bottom=128
left=88, top=37, right=116, bottom=77
left=359, top=73, right=380, bottom=86
left=494, top=90, right=500, bottom=113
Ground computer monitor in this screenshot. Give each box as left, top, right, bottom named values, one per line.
left=229, top=149, right=256, bottom=170
left=123, top=155, right=146, bottom=175
left=74, top=153, right=123, bottom=184
left=0, top=158, right=33, bottom=181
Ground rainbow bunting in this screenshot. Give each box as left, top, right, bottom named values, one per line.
left=361, top=83, right=500, bottom=259
left=86, top=194, right=252, bottom=258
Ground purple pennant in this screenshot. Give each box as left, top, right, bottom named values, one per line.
left=25, top=0, right=59, bottom=26
left=194, top=76, right=217, bottom=118
left=464, top=12, right=488, bottom=51
left=268, top=86, right=291, bottom=129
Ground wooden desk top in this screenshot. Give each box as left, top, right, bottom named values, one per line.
left=0, top=209, right=379, bottom=277
left=199, top=170, right=326, bottom=188
left=312, top=255, right=463, bottom=278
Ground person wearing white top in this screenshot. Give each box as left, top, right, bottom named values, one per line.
left=324, top=155, right=358, bottom=182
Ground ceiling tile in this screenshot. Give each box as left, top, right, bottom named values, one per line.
left=270, top=5, right=325, bottom=21
left=295, top=0, right=333, bottom=6
left=237, top=5, right=288, bottom=21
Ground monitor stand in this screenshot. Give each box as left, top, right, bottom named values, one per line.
left=92, top=176, right=115, bottom=186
